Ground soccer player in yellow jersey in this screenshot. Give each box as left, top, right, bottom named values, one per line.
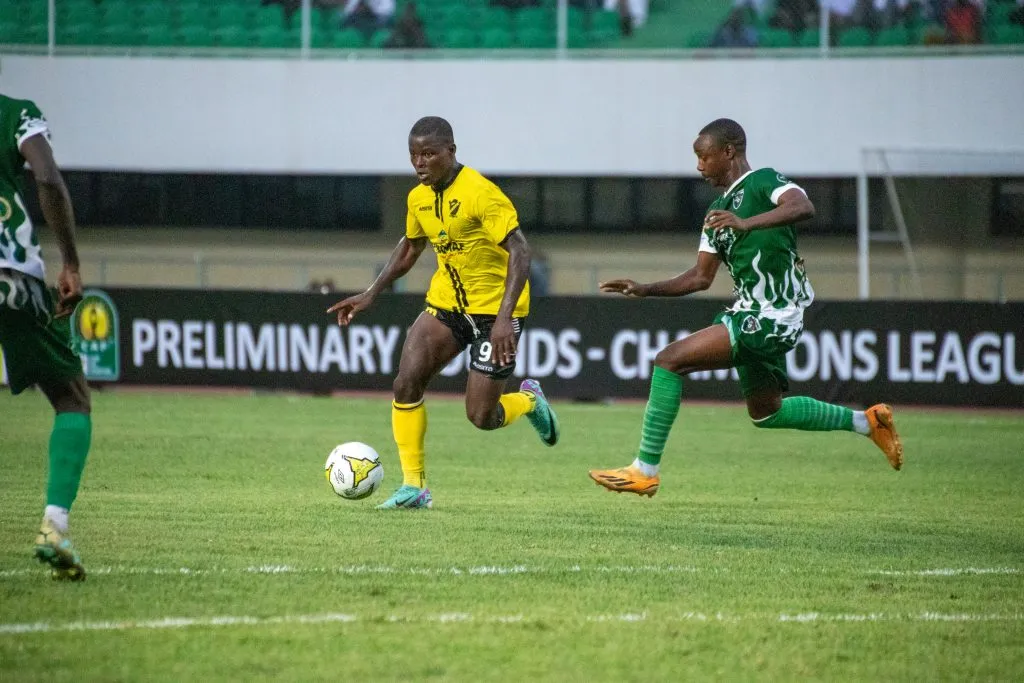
left=327, top=116, right=559, bottom=509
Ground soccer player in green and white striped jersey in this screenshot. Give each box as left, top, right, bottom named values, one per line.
left=0, top=93, right=91, bottom=579
left=589, top=119, right=902, bottom=498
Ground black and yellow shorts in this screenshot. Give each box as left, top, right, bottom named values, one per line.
left=426, top=304, right=524, bottom=380
left=0, top=268, right=82, bottom=395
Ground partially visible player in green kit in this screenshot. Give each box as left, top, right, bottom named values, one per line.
left=589, top=118, right=903, bottom=498
left=0, top=93, right=91, bottom=580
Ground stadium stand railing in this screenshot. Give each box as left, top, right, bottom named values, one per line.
left=1, top=0, right=1021, bottom=55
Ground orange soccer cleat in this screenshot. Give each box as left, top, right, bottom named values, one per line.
left=588, top=466, right=660, bottom=497
left=866, top=404, right=903, bottom=470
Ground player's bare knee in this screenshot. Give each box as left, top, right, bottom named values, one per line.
left=392, top=374, right=425, bottom=405
left=42, top=375, right=91, bottom=415
left=652, top=350, right=681, bottom=373
left=466, top=405, right=500, bottom=431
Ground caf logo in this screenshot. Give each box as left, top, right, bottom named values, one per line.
left=70, top=290, right=120, bottom=381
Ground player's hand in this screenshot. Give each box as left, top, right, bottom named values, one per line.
left=54, top=264, right=83, bottom=318
left=704, top=210, right=751, bottom=232
left=488, top=317, right=517, bottom=367
left=599, top=279, right=648, bottom=298
left=326, top=291, right=375, bottom=326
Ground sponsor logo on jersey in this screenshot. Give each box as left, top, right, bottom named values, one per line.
left=434, top=240, right=465, bottom=255
left=70, top=289, right=120, bottom=381
left=731, top=189, right=744, bottom=210
left=449, top=198, right=461, bottom=218
left=419, top=205, right=432, bottom=212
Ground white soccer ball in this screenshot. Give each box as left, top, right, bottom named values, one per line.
left=324, top=442, right=384, bottom=500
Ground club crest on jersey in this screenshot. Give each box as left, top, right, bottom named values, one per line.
left=0, top=197, right=11, bottom=222
left=731, top=190, right=744, bottom=210
left=776, top=173, right=790, bottom=184
left=449, top=198, right=461, bottom=218
left=741, top=315, right=762, bottom=334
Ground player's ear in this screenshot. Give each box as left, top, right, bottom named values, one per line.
left=449, top=143, right=457, bottom=156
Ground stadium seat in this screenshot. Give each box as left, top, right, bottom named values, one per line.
left=514, top=7, right=554, bottom=34
left=214, top=26, right=251, bottom=49
left=98, top=22, right=138, bottom=46
left=760, top=28, right=795, bottom=47
left=177, top=25, right=213, bottom=48
left=332, top=28, right=366, bottom=48
left=254, top=4, right=288, bottom=30
left=798, top=28, right=821, bottom=47
left=837, top=27, right=873, bottom=47
left=368, top=29, right=390, bottom=48
left=443, top=27, right=478, bottom=48
left=481, top=27, right=513, bottom=49
left=480, top=7, right=512, bottom=32
left=875, top=26, right=910, bottom=46
left=989, top=24, right=1024, bottom=44
left=57, top=22, right=100, bottom=46
left=686, top=31, right=711, bottom=48
left=137, top=3, right=173, bottom=29
left=212, top=4, right=254, bottom=31
left=140, top=24, right=177, bottom=47
left=516, top=26, right=554, bottom=48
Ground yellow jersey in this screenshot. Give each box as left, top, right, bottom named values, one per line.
left=406, top=165, right=530, bottom=317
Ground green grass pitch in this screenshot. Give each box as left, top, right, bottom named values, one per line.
left=2, top=389, right=1023, bottom=681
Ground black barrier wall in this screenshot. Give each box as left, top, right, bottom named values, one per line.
left=75, top=289, right=1024, bottom=407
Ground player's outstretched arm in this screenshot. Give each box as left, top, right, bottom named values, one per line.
left=705, top=188, right=815, bottom=232
left=600, top=251, right=721, bottom=299
left=21, top=135, right=82, bottom=316
left=327, top=236, right=427, bottom=326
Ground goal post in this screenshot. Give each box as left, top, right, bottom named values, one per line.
left=857, top=147, right=1024, bottom=300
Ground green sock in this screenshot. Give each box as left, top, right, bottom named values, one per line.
left=754, top=396, right=854, bottom=432
left=46, top=412, right=92, bottom=510
left=637, top=366, right=683, bottom=466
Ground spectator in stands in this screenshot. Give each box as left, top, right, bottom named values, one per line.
left=340, top=0, right=396, bottom=39
left=604, top=0, right=648, bottom=35
left=711, top=6, right=760, bottom=46
left=769, top=0, right=817, bottom=34
left=384, top=1, right=430, bottom=48
left=823, top=0, right=858, bottom=33
left=1012, top=0, right=1024, bottom=26
left=944, top=0, right=982, bottom=43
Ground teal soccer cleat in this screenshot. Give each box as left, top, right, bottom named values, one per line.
left=376, top=484, right=433, bottom=510
left=520, top=378, right=560, bottom=447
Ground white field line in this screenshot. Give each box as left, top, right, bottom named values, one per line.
left=0, top=564, right=702, bottom=579
left=1, top=564, right=1018, bottom=579
left=2, top=611, right=1023, bottom=636
left=867, top=567, right=1019, bottom=576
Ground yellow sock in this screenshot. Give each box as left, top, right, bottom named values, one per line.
left=392, top=400, right=427, bottom=487
left=498, top=391, right=534, bottom=428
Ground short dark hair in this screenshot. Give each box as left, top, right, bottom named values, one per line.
left=410, top=116, right=454, bottom=143
left=699, top=118, right=746, bottom=153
